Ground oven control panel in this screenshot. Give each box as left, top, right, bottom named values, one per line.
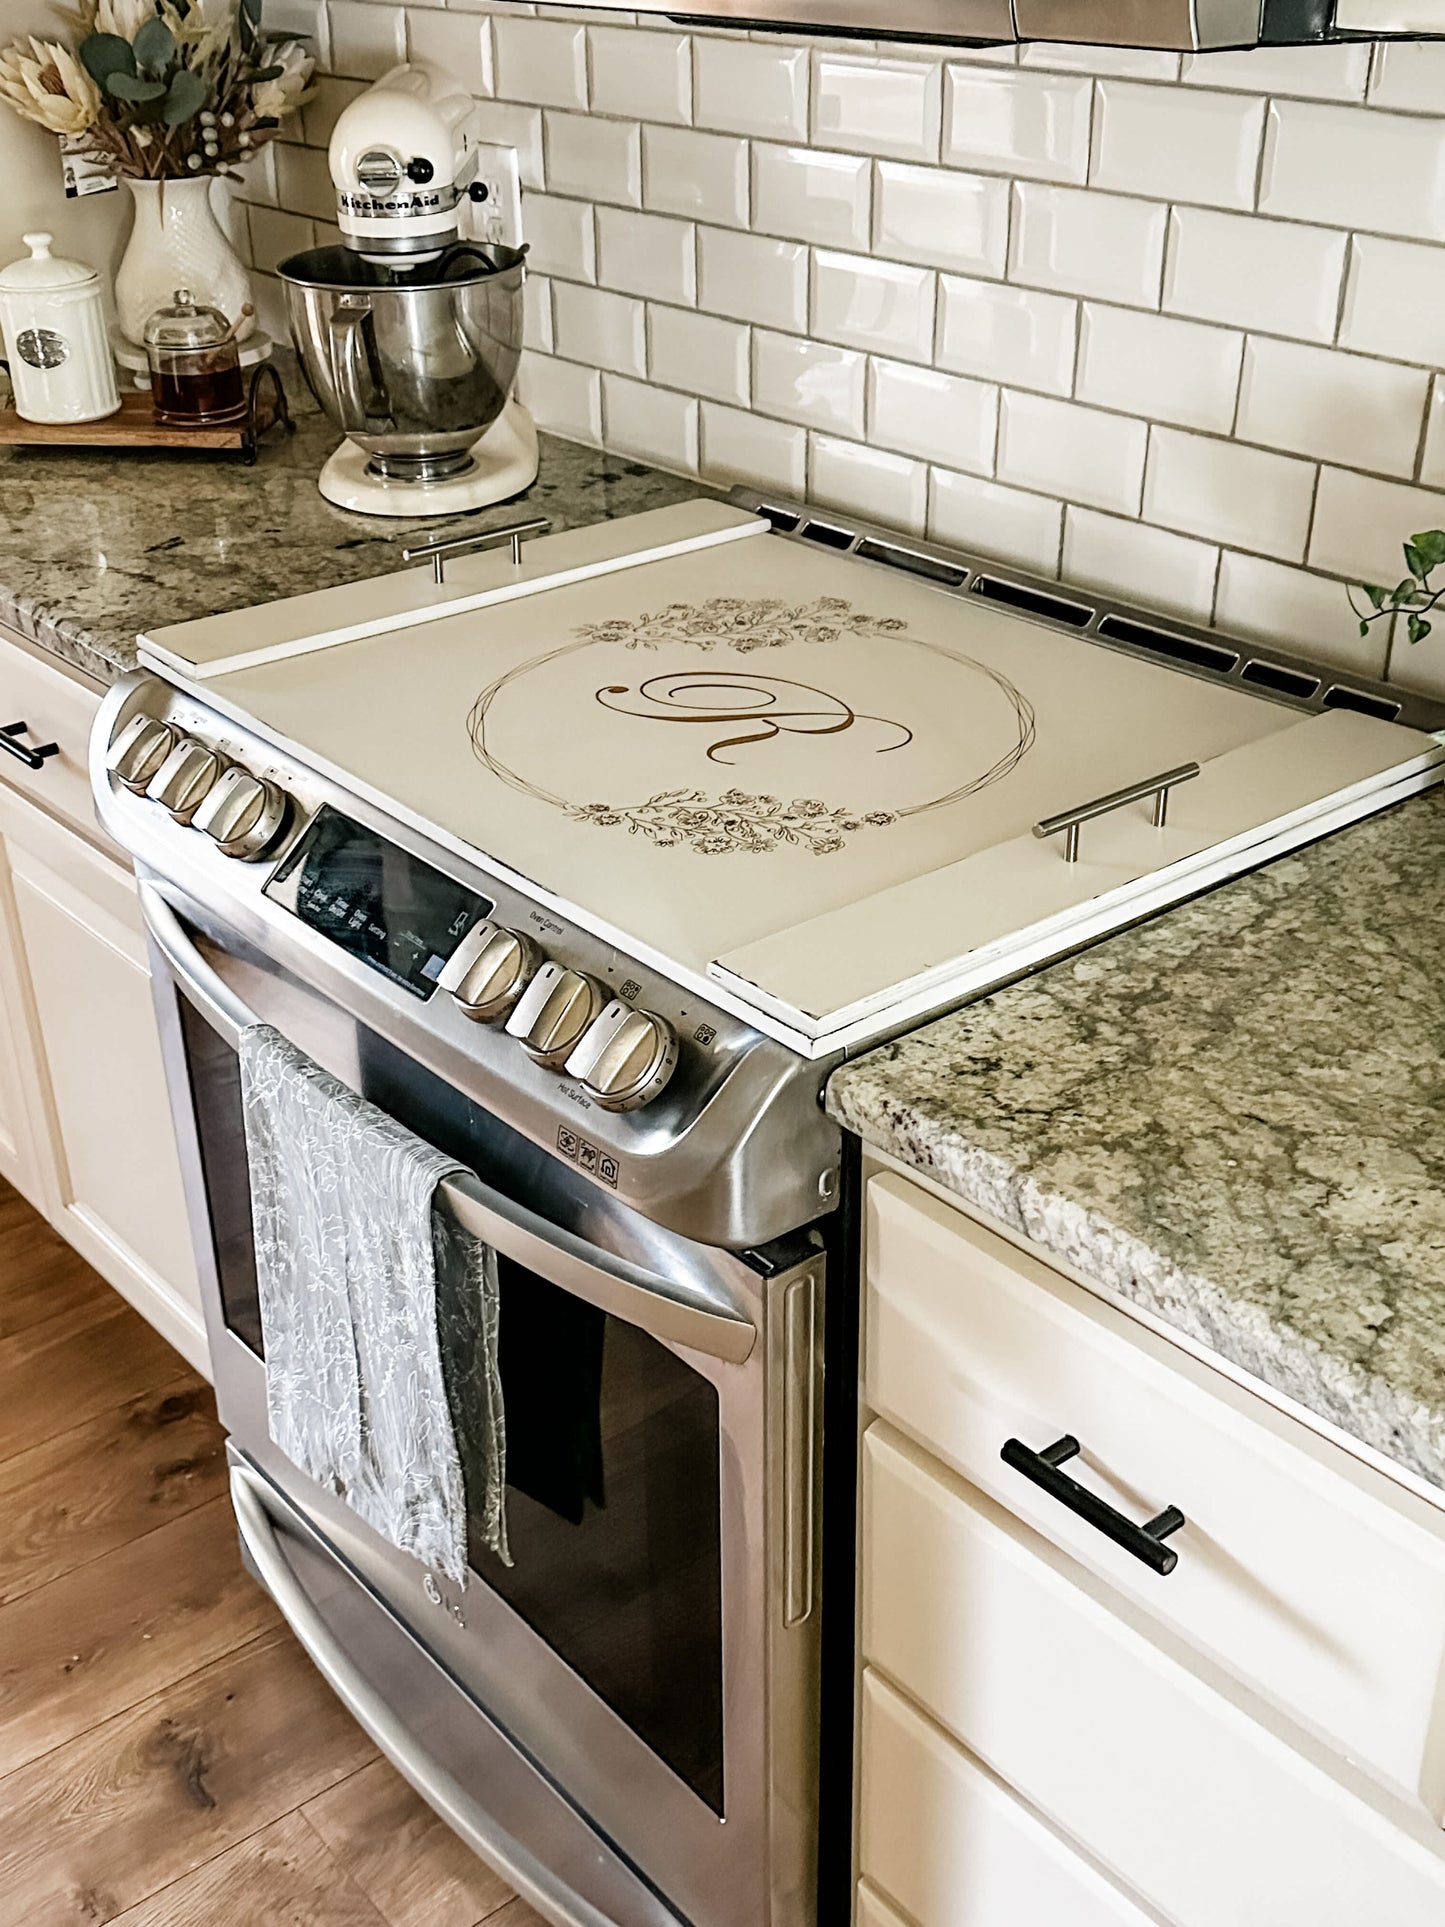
left=108, top=713, right=293, bottom=861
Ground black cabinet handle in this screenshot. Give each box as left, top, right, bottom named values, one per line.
left=0, top=722, right=59, bottom=773
left=1001, top=1434, right=1185, bottom=1575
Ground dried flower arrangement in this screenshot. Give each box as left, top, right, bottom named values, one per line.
left=0, top=0, right=313, bottom=180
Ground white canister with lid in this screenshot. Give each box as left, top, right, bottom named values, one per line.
left=0, top=232, right=120, bottom=424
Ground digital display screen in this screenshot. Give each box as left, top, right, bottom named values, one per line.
left=266, top=807, right=490, bottom=999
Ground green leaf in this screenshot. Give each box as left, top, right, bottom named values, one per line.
left=1395, top=577, right=1418, bottom=601
left=1411, top=528, right=1445, bottom=572
left=106, top=70, right=166, bottom=100
left=1362, top=583, right=1388, bottom=610
left=161, top=66, right=208, bottom=126
left=79, top=32, right=135, bottom=84
left=239, top=0, right=262, bottom=51
left=248, top=64, right=284, bottom=81
left=1408, top=613, right=1433, bottom=645
left=1359, top=620, right=1371, bottom=638
left=133, top=17, right=176, bottom=76
left=1405, top=542, right=1428, bottom=581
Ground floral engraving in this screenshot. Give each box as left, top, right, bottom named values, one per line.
left=576, top=595, right=907, bottom=654
left=564, top=788, right=899, bottom=856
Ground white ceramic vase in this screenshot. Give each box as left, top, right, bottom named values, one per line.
left=113, top=176, right=255, bottom=351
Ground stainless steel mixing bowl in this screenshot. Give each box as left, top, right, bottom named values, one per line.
left=279, top=243, right=527, bottom=484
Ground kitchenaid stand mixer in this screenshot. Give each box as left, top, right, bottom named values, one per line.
left=280, top=64, right=537, bottom=518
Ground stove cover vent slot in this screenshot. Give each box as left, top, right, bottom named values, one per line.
left=798, top=519, right=854, bottom=551
left=971, top=576, right=1092, bottom=626
left=855, top=538, right=967, bottom=587
left=1322, top=684, right=1402, bottom=722
left=1241, top=659, right=1321, bottom=700
left=756, top=504, right=801, bottom=533
left=1095, top=615, right=1240, bottom=674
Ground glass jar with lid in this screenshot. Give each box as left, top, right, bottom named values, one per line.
left=143, top=289, right=245, bottom=426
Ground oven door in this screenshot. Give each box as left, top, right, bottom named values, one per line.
left=139, top=877, right=822, bottom=1927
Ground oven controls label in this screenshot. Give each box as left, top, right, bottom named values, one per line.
left=557, top=1126, right=620, bottom=1188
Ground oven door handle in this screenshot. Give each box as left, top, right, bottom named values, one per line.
left=230, top=1461, right=637, bottom=1927
left=139, top=881, right=757, bottom=1365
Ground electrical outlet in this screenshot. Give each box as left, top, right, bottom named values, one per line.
left=468, top=143, right=523, bottom=250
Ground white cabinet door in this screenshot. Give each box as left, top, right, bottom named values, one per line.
left=0, top=786, right=206, bottom=1374
left=0, top=837, right=46, bottom=1208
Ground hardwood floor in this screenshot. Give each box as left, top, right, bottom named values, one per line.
left=0, top=1180, right=543, bottom=1927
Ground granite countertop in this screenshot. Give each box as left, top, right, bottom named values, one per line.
left=829, top=789, right=1445, bottom=1493
left=0, top=356, right=707, bottom=685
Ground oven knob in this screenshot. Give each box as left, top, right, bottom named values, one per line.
left=437, top=920, right=541, bottom=1022
left=108, top=715, right=177, bottom=793
left=565, top=1001, right=678, bottom=1112
left=146, top=739, right=225, bottom=823
left=504, top=962, right=604, bottom=1067
left=191, top=766, right=289, bottom=859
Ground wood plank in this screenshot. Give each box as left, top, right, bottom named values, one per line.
left=0, top=1497, right=279, bottom=1777
left=103, top=1813, right=390, bottom=1927
left=0, top=1293, right=182, bottom=1463
left=0, top=1626, right=377, bottom=1924
left=0, top=1181, right=106, bottom=1338
left=304, top=1758, right=515, bottom=1927
left=0, top=392, right=253, bottom=452
left=0, top=1375, right=224, bottom=1604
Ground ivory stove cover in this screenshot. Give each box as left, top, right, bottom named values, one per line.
left=144, top=502, right=1444, bottom=1052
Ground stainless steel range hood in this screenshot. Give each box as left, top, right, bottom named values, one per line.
left=581, top=0, right=1436, bottom=48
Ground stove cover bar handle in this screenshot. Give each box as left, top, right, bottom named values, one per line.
left=138, top=880, right=756, bottom=1365
left=1033, top=761, right=1201, bottom=863
left=402, top=516, right=552, bottom=584
left=229, top=1461, right=628, bottom=1927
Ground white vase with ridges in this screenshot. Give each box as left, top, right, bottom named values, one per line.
left=113, top=177, right=255, bottom=352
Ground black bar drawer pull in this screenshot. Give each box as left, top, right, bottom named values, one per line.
left=1001, top=1434, right=1186, bottom=1575
left=0, top=722, right=59, bottom=773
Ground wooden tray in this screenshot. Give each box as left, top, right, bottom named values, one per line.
left=0, top=362, right=294, bottom=465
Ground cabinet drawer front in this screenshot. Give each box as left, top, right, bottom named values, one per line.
left=0, top=640, right=101, bottom=842
left=864, top=1423, right=1445, bottom=1927
left=866, top=1170, right=1445, bottom=1815
left=860, top=1668, right=1151, bottom=1927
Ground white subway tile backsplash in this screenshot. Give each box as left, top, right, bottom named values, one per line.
left=493, top=15, right=588, bottom=110
left=1420, top=377, right=1445, bottom=488
left=753, top=145, right=872, bottom=250
left=943, top=67, right=1092, bottom=185
left=937, top=274, right=1078, bottom=393
left=1077, top=305, right=1242, bottom=433
left=812, top=251, right=936, bottom=363
left=700, top=401, right=807, bottom=494
left=1339, top=234, right=1445, bottom=366
left=325, top=3, right=405, bottom=80
left=644, top=127, right=749, bottom=228
left=810, top=434, right=928, bottom=535
left=753, top=331, right=866, bottom=436
left=405, top=9, right=492, bottom=96
left=1020, top=41, right=1180, bottom=81
left=1091, top=81, right=1264, bottom=211
left=546, top=112, right=642, bottom=207
left=1064, top=507, right=1219, bottom=621
left=1366, top=42, right=1445, bottom=114
left=1180, top=43, right=1370, bottom=101
left=1010, top=183, right=1167, bottom=308
left=522, top=192, right=596, bottom=281
left=875, top=163, right=1009, bottom=277
left=596, top=206, right=696, bottom=304
left=588, top=25, right=691, bottom=125
left=650, top=305, right=750, bottom=406
left=1260, top=99, right=1445, bottom=243
left=474, top=99, right=545, bottom=189
left=553, top=282, right=647, bottom=376
left=694, top=37, right=809, bottom=139
left=1308, top=467, right=1445, bottom=583
left=1236, top=336, right=1428, bottom=476
left=1145, top=427, right=1316, bottom=562
left=928, top=467, right=1063, bottom=574
left=1213, top=550, right=1389, bottom=675
left=247, top=205, right=314, bottom=275
left=519, top=354, right=602, bottom=444
left=602, top=374, right=699, bottom=473
left=997, top=390, right=1147, bottom=516
left=814, top=52, right=943, bottom=162
left=698, top=228, right=808, bottom=331
left=869, top=358, right=997, bottom=475
left=523, top=273, right=553, bottom=353
left=1163, top=207, right=1347, bottom=342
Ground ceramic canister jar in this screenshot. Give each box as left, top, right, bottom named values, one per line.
left=0, top=232, right=120, bottom=424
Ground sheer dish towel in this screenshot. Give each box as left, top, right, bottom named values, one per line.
left=239, top=1024, right=509, bottom=1581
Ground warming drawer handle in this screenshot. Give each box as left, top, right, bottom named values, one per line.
left=229, top=1462, right=620, bottom=1927
left=0, top=721, right=60, bottom=772
left=1001, top=1435, right=1186, bottom=1576
left=1033, top=762, right=1201, bottom=863
left=138, top=880, right=757, bottom=1366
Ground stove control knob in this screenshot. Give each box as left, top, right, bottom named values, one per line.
left=565, top=1001, right=678, bottom=1112
left=437, top=920, right=541, bottom=1022
left=146, top=739, right=224, bottom=824
left=191, top=766, right=289, bottom=859
left=108, top=715, right=177, bottom=793
left=504, top=962, right=604, bottom=1068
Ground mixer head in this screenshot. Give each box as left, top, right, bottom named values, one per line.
left=329, top=64, right=482, bottom=261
